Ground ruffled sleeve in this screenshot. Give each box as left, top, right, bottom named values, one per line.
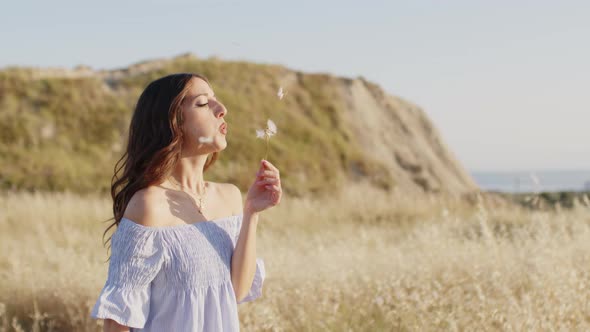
left=90, top=219, right=166, bottom=328
left=231, top=214, right=267, bottom=304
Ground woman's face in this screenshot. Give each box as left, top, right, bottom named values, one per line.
left=180, top=77, right=228, bottom=154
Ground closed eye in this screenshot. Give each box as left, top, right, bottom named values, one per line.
left=196, top=103, right=209, bottom=107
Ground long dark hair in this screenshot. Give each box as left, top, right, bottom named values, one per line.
left=102, top=73, right=218, bottom=258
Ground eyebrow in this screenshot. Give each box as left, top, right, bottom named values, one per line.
left=193, top=93, right=215, bottom=101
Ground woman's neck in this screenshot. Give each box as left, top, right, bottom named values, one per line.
left=169, top=154, right=209, bottom=193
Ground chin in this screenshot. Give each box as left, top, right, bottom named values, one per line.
left=215, top=139, right=228, bottom=151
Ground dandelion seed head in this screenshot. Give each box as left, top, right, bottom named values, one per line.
left=267, top=119, right=277, bottom=135
left=256, top=129, right=266, bottom=139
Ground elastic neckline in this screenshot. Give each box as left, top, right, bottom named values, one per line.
left=120, top=213, right=243, bottom=231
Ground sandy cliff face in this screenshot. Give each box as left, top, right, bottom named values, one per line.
left=274, top=70, right=479, bottom=194
left=339, top=78, right=478, bottom=193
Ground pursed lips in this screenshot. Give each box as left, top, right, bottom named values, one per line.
left=219, top=123, right=227, bottom=134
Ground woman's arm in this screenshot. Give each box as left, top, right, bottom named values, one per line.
left=231, top=159, right=280, bottom=301
left=103, top=319, right=130, bottom=332
left=230, top=207, right=259, bottom=302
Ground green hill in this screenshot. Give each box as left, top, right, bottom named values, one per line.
left=0, top=54, right=478, bottom=196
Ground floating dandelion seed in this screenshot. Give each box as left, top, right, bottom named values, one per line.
left=529, top=173, right=542, bottom=193
left=256, top=119, right=277, bottom=160
left=266, top=119, right=277, bottom=135
left=198, top=136, right=214, bottom=143
left=277, top=86, right=287, bottom=100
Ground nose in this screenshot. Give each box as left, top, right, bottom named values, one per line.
left=213, top=100, right=227, bottom=118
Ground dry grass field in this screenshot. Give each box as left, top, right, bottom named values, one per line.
left=1, top=182, right=589, bottom=331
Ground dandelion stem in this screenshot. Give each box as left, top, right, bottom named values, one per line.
left=264, top=135, right=269, bottom=160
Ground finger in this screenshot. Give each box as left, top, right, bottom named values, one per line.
left=255, top=179, right=278, bottom=187
left=257, top=178, right=278, bottom=184
left=265, top=164, right=279, bottom=177
left=257, top=174, right=281, bottom=181
left=260, top=177, right=280, bottom=188
left=272, top=187, right=282, bottom=204
left=262, top=160, right=280, bottom=175
left=256, top=170, right=272, bottom=177
left=264, top=184, right=280, bottom=191
left=271, top=191, right=281, bottom=205
left=258, top=163, right=266, bottom=173
left=257, top=170, right=278, bottom=179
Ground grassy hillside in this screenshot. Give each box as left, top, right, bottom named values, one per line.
left=0, top=56, right=392, bottom=195
left=2, top=185, right=589, bottom=330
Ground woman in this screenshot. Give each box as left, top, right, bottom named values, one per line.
left=90, top=73, right=282, bottom=331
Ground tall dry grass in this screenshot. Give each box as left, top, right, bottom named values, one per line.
left=1, top=182, right=589, bottom=331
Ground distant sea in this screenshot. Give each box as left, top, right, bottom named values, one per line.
left=471, top=170, right=590, bottom=193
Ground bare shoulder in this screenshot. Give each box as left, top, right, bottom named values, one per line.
left=122, top=186, right=169, bottom=227
left=214, top=182, right=243, bottom=215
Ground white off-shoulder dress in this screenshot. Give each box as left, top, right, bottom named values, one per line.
left=90, top=213, right=266, bottom=331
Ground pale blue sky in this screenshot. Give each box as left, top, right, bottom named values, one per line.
left=2, top=0, right=589, bottom=172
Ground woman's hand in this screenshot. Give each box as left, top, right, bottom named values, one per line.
left=245, top=159, right=282, bottom=214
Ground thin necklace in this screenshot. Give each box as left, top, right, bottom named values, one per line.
left=168, top=176, right=208, bottom=214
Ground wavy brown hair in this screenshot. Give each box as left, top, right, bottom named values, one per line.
left=101, top=73, right=218, bottom=258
